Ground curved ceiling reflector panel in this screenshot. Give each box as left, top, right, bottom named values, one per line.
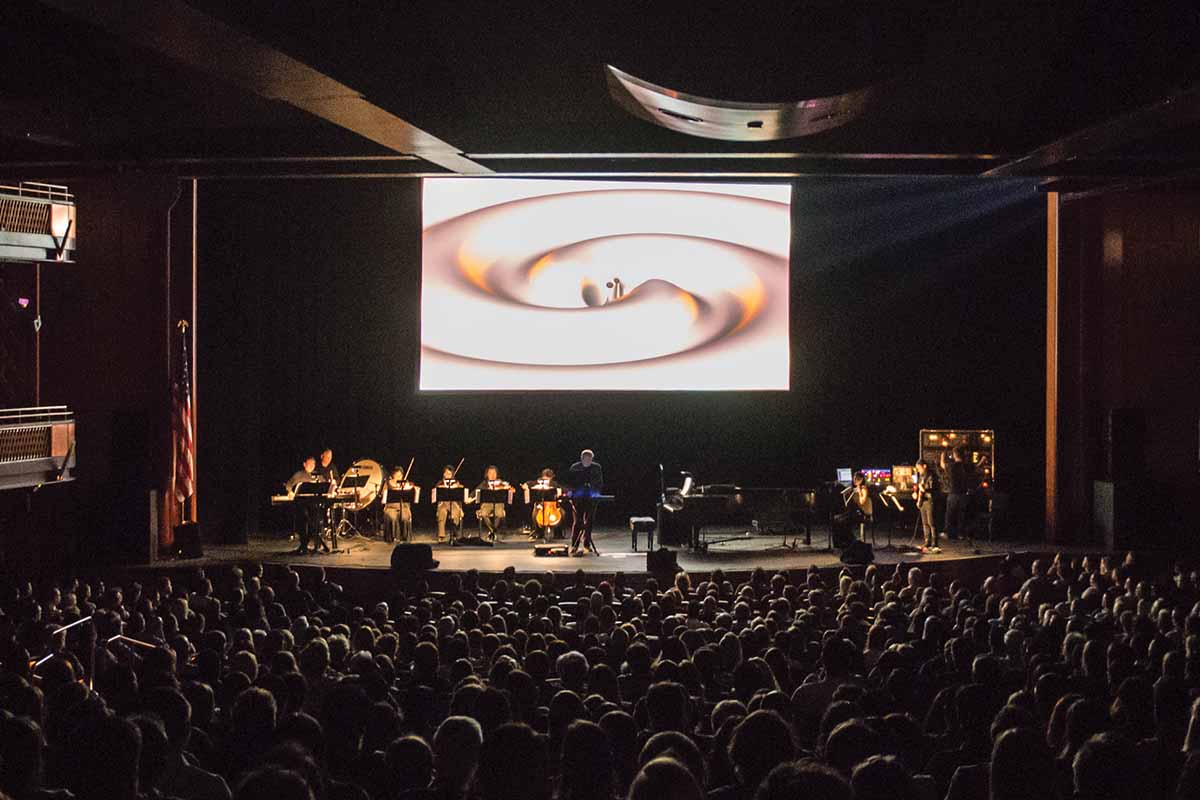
left=605, top=64, right=876, bottom=141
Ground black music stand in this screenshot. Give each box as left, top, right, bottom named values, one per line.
left=563, top=486, right=601, bottom=555
left=294, top=480, right=334, bottom=552
left=336, top=473, right=373, bottom=538
left=431, top=484, right=467, bottom=543
left=476, top=487, right=511, bottom=541
left=527, top=486, right=560, bottom=542
left=384, top=487, right=417, bottom=505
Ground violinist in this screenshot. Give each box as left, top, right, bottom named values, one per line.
left=832, top=471, right=873, bottom=546
left=381, top=465, right=420, bottom=544
left=473, top=465, right=514, bottom=541
left=432, top=464, right=465, bottom=543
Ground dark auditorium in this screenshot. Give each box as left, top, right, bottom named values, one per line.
left=2, top=3, right=1200, bottom=800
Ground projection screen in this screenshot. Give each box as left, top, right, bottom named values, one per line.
left=420, top=179, right=790, bottom=390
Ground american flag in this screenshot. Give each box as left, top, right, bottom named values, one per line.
left=173, top=331, right=195, bottom=504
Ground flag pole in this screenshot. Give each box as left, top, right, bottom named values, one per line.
left=177, top=319, right=190, bottom=525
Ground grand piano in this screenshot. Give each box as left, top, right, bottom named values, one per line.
left=658, top=477, right=823, bottom=551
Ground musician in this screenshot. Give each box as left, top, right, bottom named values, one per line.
left=473, top=465, right=513, bottom=541
left=567, top=449, right=603, bottom=556
left=382, top=465, right=419, bottom=543
left=287, top=456, right=329, bottom=555
left=832, top=472, right=873, bottom=544
left=522, top=469, right=562, bottom=541
left=316, top=448, right=340, bottom=483
left=940, top=445, right=974, bottom=541
left=913, top=459, right=939, bottom=553
left=433, top=464, right=465, bottom=543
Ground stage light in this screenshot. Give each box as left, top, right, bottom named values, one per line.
left=18, top=297, right=30, bottom=308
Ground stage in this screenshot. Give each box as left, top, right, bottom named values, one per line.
left=185, top=523, right=1064, bottom=577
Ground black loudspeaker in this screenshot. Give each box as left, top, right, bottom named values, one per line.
left=647, top=548, right=680, bottom=574
left=1093, top=480, right=1139, bottom=550
left=390, top=543, right=438, bottom=572
left=1105, top=409, right=1145, bottom=480
left=534, top=544, right=569, bottom=557
left=839, top=540, right=874, bottom=565
left=174, top=522, right=204, bottom=559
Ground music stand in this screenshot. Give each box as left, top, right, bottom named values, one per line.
left=431, top=484, right=467, bottom=542
left=383, top=487, right=417, bottom=505
left=336, top=472, right=373, bottom=538
left=476, top=487, right=512, bottom=540
left=294, top=480, right=334, bottom=551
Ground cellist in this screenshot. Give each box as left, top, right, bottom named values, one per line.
left=521, top=468, right=561, bottom=541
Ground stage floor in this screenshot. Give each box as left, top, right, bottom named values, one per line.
left=192, top=524, right=1061, bottom=575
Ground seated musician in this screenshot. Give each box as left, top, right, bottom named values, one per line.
left=433, top=465, right=465, bottom=543
left=522, top=469, right=561, bottom=541
left=286, top=456, right=329, bottom=555
left=521, top=468, right=561, bottom=499
left=382, top=465, right=420, bottom=544
left=316, top=448, right=340, bottom=483
left=473, top=465, right=513, bottom=541
left=832, top=471, right=874, bottom=544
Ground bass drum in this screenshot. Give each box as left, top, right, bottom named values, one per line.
left=343, top=459, right=384, bottom=511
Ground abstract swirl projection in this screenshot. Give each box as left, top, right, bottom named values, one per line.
left=420, top=179, right=791, bottom=391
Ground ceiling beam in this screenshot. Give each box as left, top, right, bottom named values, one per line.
left=984, top=83, right=1200, bottom=178
left=36, top=0, right=489, bottom=174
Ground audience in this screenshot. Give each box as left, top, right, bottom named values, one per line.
left=1, top=552, right=1199, bottom=800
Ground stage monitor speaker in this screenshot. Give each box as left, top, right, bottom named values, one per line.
left=174, top=522, right=203, bottom=559
left=839, top=540, right=874, bottom=565
left=390, top=543, right=438, bottom=572
left=1093, top=480, right=1139, bottom=551
left=647, top=547, right=680, bottom=574
left=534, top=544, right=569, bottom=557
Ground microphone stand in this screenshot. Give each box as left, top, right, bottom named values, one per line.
left=655, top=463, right=665, bottom=550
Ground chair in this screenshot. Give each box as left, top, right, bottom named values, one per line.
left=857, top=513, right=876, bottom=546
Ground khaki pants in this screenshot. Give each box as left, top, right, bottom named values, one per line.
left=436, top=501, right=463, bottom=540
left=918, top=500, right=936, bottom=547
left=478, top=502, right=506, bottom=535
left=383, top=503, right=412, bottom=543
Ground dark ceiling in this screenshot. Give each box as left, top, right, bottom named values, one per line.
left=3, top=1, right=1200, bottom=190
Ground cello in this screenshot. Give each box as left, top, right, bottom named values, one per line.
left=524, top=469, right=563, bottom=536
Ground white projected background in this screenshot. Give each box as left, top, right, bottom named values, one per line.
left=420, top=179, right=791, bottom=390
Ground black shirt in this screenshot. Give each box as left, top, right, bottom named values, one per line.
left=316, top=461, right=340, bottom=483
left=286, top=469, right=316, bottom=493
left=946, top=460, right=973, bottom=495
left=568, top=461, right=603, bottom=491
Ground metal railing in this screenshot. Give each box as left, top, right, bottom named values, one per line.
left=0, top=182, right=74, bottom=203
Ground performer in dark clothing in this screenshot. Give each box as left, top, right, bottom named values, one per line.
left=287, top=456, right=329, bottom=554
left=941, top=446, right=974, bottom=541
left=567, top=449, right=603, bottom=555
left=832, top=472, right=873, bottom=545
left=913, top=459, right=939, bottom=552
left=316, top=448, right=339, bottom=483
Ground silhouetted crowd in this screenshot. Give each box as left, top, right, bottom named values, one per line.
left=2, top=553, right=1200, bottom=800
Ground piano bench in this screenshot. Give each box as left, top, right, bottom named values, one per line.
left=629, top=517, right=656, bottom=551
